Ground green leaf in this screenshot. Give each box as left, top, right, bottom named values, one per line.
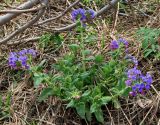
left=5, top=92, right=11, bottom=107
left=69, top=44, right=80, bottom=51
left=0, top=95, right=2, bottom=107
left=121, top=87, right=131, bottom=97
left=94, top=108, right=104, bottom=123
left=110, top=87, right=119, bottom=94
left=39, top=33, right=52, bottom=48
left=90, top=103, right=98, bottom=113
left=82, top=49, right=92, bottom=56
left=142, top=39, right=149, bottom=49
left=66, top=99, right=75, bottom=108
left=151, top=44, right=157, bottom=52
left=76, top=102, right=86, bottom=119
left=80, top=71, right=90, bottom=80
left=136, top=27, right=160, bottom=57
left=38, top=59, right=46, bottom=68
left=85, top=34, right=97, bottom=43
left=100, top=96, right=112, bottom=105
left=33, top=72, right=41, bottom=77
left=103, top=64, right=113, bottom=76
left=95, top=54, right=104, bottom=63
left=112, top=98, right=121, bottom=109
left=38, top=88, right=54, bottom=101
left=117, top=78, right=126, bottom=90
left=86, top=105, right=92, bottom=121
left=144, top=49, right=153, bottom=58
left=33, top=73, right=49, bottom=88
left=51, top=33, right=63, bottom=45
left=82, top=90, right=91, bottom=97
left=33, top=76, right=44, bottom=88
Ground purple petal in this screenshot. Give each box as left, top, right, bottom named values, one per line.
left=110, top=40, right=119, bottom=50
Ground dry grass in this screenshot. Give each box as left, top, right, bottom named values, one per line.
left=0, top=0, right=160, bottom=125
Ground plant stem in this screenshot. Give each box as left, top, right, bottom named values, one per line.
left=80, top=23, right=86, bottom=71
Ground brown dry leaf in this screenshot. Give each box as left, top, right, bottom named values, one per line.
left=137, top=99, right=152, bottom=108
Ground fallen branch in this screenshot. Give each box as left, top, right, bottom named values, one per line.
left=38, top=0, right=81, bottom=25
left=0, top=0, right=48, bottom=45
left=0, top=0, right=40, bottom=26
left=7, top=37, right=40, bottom=45
left=0, top=5, right=44, bottom=14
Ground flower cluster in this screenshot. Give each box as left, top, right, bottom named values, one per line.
left=125, top=67, right=153, bottom=96
left=8, top=49, right=36, bottom=69
left=71, top=8, right=95, bottom=22
left=124, top=53, right=153, bottom=96
left=109, top=38, right=153, bottom=96
left=110, top=38, right=129, bottom=50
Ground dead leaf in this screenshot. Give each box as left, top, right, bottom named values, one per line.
left=137, top=99, right=152, bottom=108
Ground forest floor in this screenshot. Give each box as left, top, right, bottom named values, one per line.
left=0, top=0, right=160, bottom=125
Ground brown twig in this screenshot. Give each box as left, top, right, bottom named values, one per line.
left=0, top=5, right=44, bottom=13
left=105, top=106, right=115, bottom=125
left=38, top=0, right=81, bottom=25
left=120, top=107, right=132, bottom=125
left=112, top=1, right=119, bottom=33
left=0, top=0, right=40, bottom=26
left=0, top=0, right=48, bottom=45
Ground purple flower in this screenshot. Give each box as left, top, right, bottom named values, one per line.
left=71, top=8, right=86, bottom=22
left=19, top=49, right=27, bottom=56
left=110, top=40, right=119, bottom=50
left=19, top=49, right=36, bottom=57
left=126, top=67, right=153, bottom=96
left=127, top=67, right=141, bottom=81
left=25, top=65, right=30, bottom=69
left=138, top=83, right=145, bottom=93
left=140, top=83, right=145, bottom=88
left=18, top=56, right=28, bottom=67
left=131, top=83, right=145, bottom=94
left=142, top=73, right=153, bottom=84
left=8, top=49, right=36, bottom=69
left=71, top=8, right=96, bottom=22
left=8, top=52, right=18, bottom=68
left=135, top=83, right=140, bottom=88
left=125, top=79, right=132, bottom=86
left=86, top=9, right=95, bottom=19
left=27, top=49, right=36, bottom=57
left=132, top=85, right=137, bottom=91
left=145, top=84, right=151, bottom=90
left=118, top=38, right=129, bottom=47
left=129, top=91, right=137, bottom=96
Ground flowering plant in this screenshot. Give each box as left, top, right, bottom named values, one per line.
left=8, top=49, right=36, bottom=69
left=9, top=9, right=153, bottom=124
left=37, top=35, right=153, bottom=123
left=71, top=8, right=96, bottom=25
left=110, top=38, right=153, bottom=96
left=33, top=26, right=153, bottom=123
